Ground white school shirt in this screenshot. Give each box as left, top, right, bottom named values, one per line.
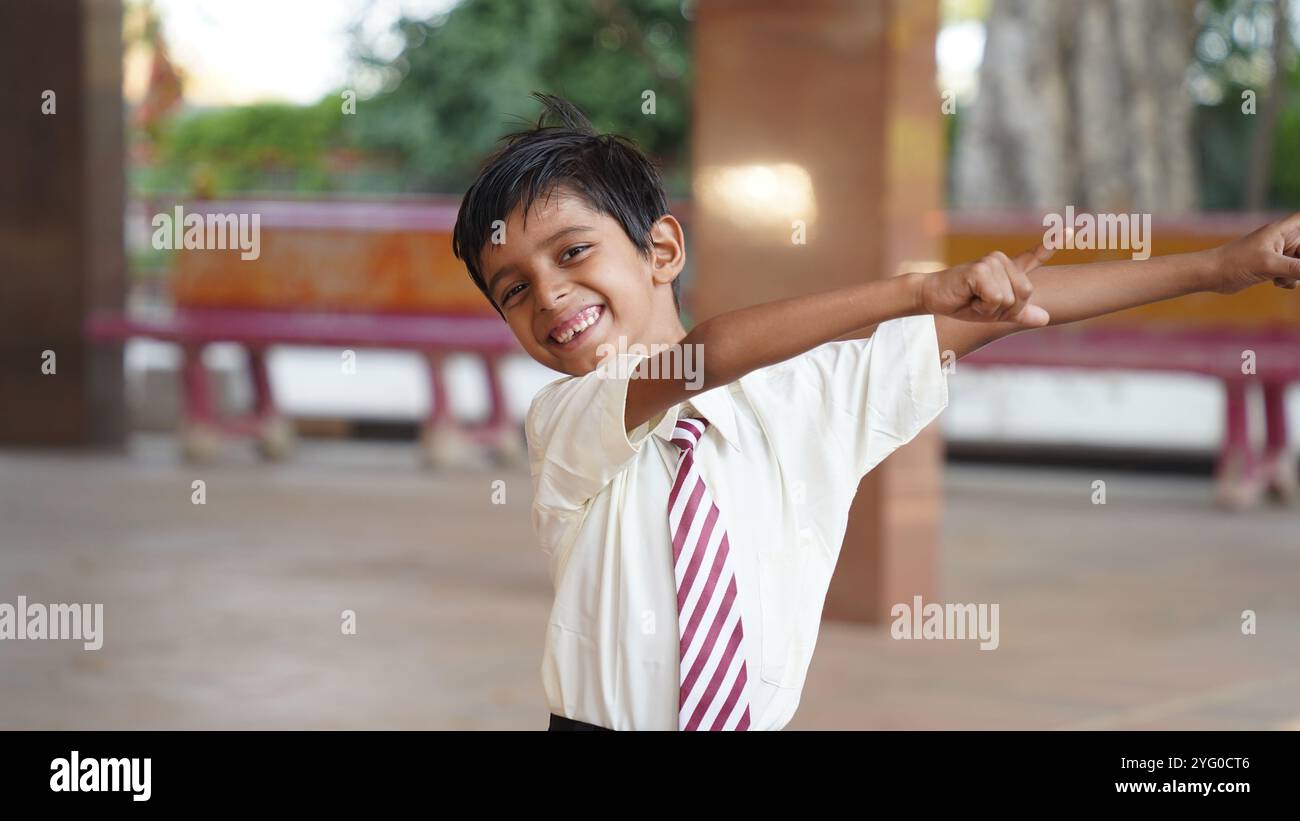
left=526, top=314, right=949, bottom=730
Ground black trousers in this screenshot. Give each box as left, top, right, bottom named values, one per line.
left=548, top=713, right=615, bottom=731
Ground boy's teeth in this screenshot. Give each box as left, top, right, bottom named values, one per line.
left=554, top=307, right=599, bottom=343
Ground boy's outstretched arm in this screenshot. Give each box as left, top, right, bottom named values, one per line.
left=935, top=212, right=1300, bottom=360
left=624, top=245, right=1053, bottom=433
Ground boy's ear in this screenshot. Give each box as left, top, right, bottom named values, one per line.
left=648, top=214, right=686, bottom=287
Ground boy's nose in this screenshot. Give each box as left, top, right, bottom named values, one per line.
left=534, top=274, right=572, bottom=310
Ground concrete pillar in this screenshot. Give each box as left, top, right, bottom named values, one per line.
left=0, top=0, right=126, bottom=447
left=691, top=0, right=945, bottom=623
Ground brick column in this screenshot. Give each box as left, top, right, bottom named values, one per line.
left=690, top=0, right=945, bottom=623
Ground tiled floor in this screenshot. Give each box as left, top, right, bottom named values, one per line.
left=1, top=436, right=1296, bottom=729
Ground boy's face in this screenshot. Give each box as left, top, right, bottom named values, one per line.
left=480, top=187, right=686, bottom=377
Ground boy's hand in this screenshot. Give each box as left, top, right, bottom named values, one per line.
left=919, top=245, right=1055, bottom=326
left=1209, top=212, right=1300, bottom=294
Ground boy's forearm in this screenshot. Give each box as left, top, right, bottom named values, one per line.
left=938, top=249, right=1217, bottom=359
left=1024, top=249, right=1214, bottom=325
left=687, top=273, right=926, bottom=388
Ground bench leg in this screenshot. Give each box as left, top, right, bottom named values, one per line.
left=420, top=350, right=467, bottom=468
left=1215, top=379, right=1265, bottom=510
left=248, top=345, right=275, bottom=418
left=485, top=353, right=525, bottom=468
left=1263, top=380, right=1296, bottom=504
left=179, top=344, right=221, bottom=463
left=247, top=346, right=295, bottom=461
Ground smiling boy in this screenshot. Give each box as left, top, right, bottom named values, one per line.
left=452, top=93, right=1300, bottom=731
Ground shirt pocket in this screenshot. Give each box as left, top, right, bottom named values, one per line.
left=756, top=523, right=816, bottom=689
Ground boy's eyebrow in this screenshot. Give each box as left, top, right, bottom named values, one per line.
left=486, top=225, right=596, bottom=299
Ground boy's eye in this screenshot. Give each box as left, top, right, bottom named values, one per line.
left=498, top=245, right=589, bottom=305
left=561, top=244, right=590, bottom=262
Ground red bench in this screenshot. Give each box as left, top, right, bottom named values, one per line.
left=86, top=306, right=520, bottom=464
left=962, top=325, right=1300, bottom=508
left=87, top=198, right=522, bottom=466
left=948, top=212, right=1300, bottom=509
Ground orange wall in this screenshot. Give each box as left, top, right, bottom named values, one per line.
left=171, top=227, right=493, bottom=316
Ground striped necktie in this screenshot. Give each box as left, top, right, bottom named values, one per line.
left=668, top=414, right=752, bottom=731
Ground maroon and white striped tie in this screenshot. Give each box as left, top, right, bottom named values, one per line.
left=668, top=414, right=751, bottom=731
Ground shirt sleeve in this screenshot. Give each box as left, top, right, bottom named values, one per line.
left=788, top=313, right=949, bottom=482
left=526, top=352, right=664, bottom=512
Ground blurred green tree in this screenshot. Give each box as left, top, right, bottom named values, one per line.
left=1191, top=0, right=1299, bottom=209
left=345, top=0, right=693, bottom=195
left=138, top=98, right=346, bottom=195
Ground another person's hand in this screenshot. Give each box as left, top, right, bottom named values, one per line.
left=1209, top=212, right=1300, bottom=294
left=919, top=244, right=1055, bottom=326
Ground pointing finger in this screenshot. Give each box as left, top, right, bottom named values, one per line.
left=1013, top=243, right=1055, bottom=274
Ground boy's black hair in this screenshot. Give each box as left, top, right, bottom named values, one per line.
left=452, top=92, right=680, bottom=319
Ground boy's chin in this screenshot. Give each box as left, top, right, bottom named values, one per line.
left=552, top=358, right=598, bottom=377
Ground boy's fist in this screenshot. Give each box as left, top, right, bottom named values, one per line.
left=1210, top=212, right=1300, bottom=294
left=919, top=245, right=1055, bottom=326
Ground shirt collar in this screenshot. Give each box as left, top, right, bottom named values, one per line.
left=650, top=383, right=742, bottom=453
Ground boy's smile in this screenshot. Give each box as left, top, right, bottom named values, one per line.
left=480, top=186, right=687, bottom=377
left=546, top=303, right=606, bottom=348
